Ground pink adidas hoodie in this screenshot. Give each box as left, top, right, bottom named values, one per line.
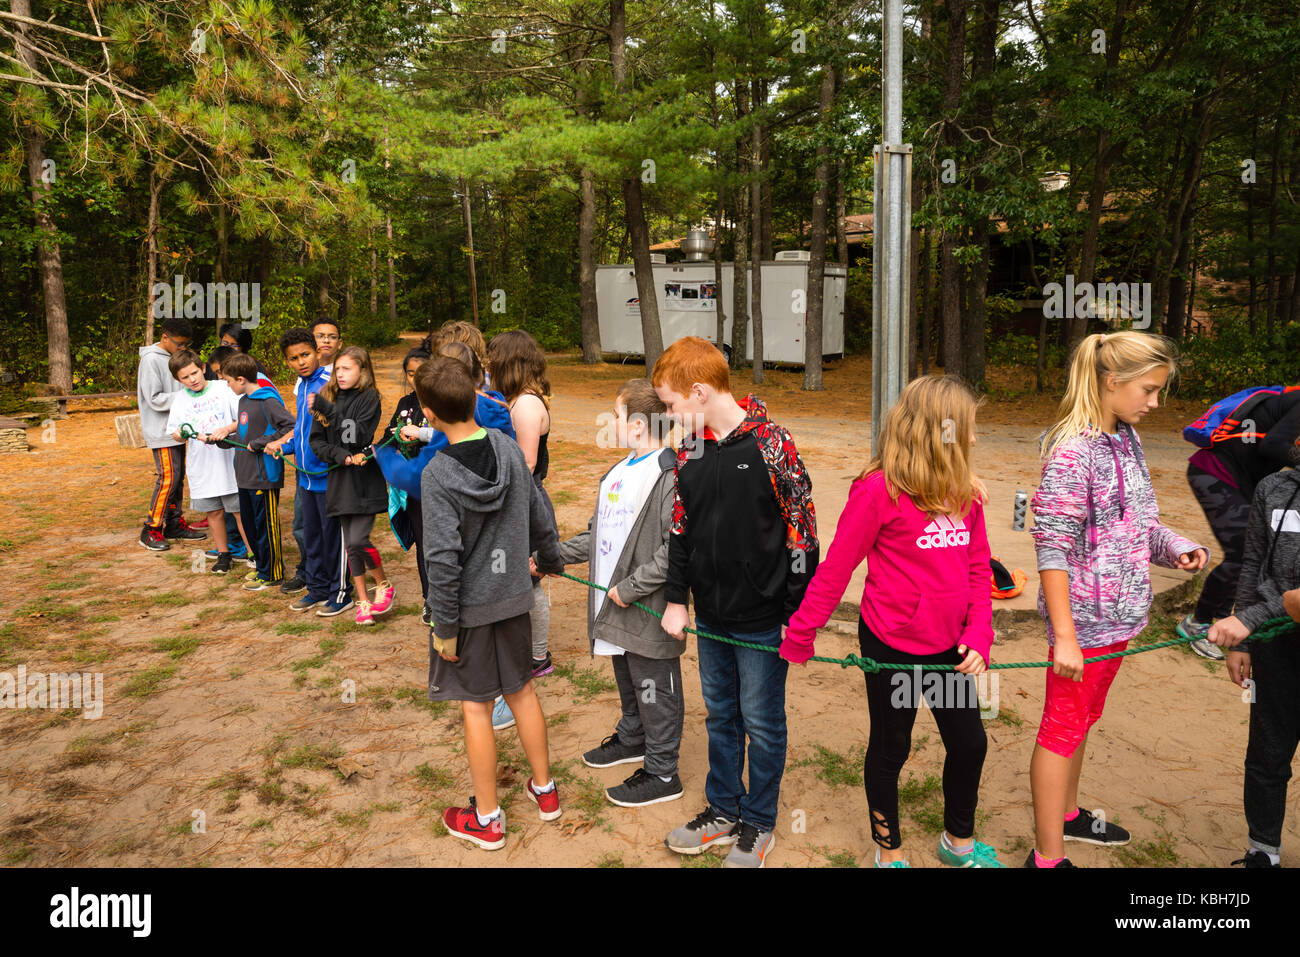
left=781, top=471, right=994, bottom=665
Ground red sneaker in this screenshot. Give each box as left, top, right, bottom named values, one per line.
left=191, top=517, right=210, bottom=529
left=526, top=777, right=563, bottom=822
left=442, top=800, right=505, bottom=850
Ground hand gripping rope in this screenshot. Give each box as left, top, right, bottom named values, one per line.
left=556, top=572, right=1297, bottom=673
left=178, top=422, right=416, bottom=477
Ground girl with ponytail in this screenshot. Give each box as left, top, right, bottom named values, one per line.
left=1026, top=331, right=1209, bottom=868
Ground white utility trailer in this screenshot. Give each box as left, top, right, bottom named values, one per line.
left=595, top=253, right=846, bottom=365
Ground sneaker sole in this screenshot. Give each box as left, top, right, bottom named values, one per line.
left=1187, top=641, right=1225, bottom=661
left=138, top=540, right=170, bottom=551
left=1064, top=833, right=1131, bottom=847
left=531, top=664, right=555, bottom=677
left=492, top=719, right=516, bottom=732
left=607, top=787, right=684, bottom=809
left=444, top=824, right=505, bottom=851
left=525, top=787, right=563, bottom=822
left=316, top=604, right=356, bottom=617
left=665, top=833, right=738, bottom=855
left=582, top=753, right=645, bottom=769
left=281, top=585, right=307, bottom=596
left=289, top=601, right=323, bottom=612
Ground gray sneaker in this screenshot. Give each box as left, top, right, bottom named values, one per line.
left=1178, top=614, right=1224, bottom=660
left=725, top=821, right=776, bottom=868
left=582, top=732, right=645, bottom=769
left=664, top=806, right=737, bottom=855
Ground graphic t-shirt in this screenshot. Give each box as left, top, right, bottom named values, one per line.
left=592, top=450, right=663, bottom=655
left=166, top=380, right=240, bottom=499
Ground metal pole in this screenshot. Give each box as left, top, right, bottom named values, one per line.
left=871, top=0, right=913, bottom=453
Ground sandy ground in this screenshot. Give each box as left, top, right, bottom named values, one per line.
left=0, top=340, right=1287, bottom=869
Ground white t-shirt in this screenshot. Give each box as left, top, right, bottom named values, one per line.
left=166, top=380, right=240, bottom=500
left=592, top=450, right=663, bottom=656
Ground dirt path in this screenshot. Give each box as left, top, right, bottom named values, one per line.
left=0, top=342, right=1282, bottom=868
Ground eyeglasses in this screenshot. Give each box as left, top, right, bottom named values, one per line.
left=316, top=334, right=341, bottom=342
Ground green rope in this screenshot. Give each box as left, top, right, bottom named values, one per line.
left=179, top=422, right=414, bottom=476
left=557, top=571, right=1297, bottom=674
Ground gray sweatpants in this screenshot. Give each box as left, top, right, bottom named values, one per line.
left=611, top=652, right=684, bottom=777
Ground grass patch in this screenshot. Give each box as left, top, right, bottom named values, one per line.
left=150, top=590, right=190, bottom=607
left=413, top=763, right=456, bottom=791
left=899, top=773, right=945, bottom=834
left=333, top=801, right=403, bottom=829
left=150, top=635, right=201, bottom=659
left=595, top=852, right=626, bottom=868
left=550, top=660, right=616, bottom=703
left=274, top=620, right=319, bottom=637
left=289, top=637, right=346, bottom=688
left=122, top=664, right=176, bottom=698
left=795, top=744, right=864, bottom=788
left=390, top=603, right=423, bottom=618
left=279, top=742, right=345, bottom=772
left=814, top=845, right=859, bottom=868
left=679, top=850, right=726, bottom=867
left=550, top=759, right=608, bottom=826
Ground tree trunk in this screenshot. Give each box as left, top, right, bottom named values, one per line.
left=835, top=159, right=848, bottom=266
left=13, top=0, right=71, bottom=392
left=938, top=0, right=968, bottom=375
left=579, top=167, right=601, bottom=362
left=215, top=202, right=229, bottom=333
left=710, top=29, right=727, bottom=350
left=386, top=215, right=397, bottom=324
left=146, top=167, right=164, bottom=345
left=804, top=62, right=834, bottom=390
left=369, top=231, right=378, bottom=317
left=611, top=0, right=662, bottom=367
left=963, top=0, right=998, bottom=389
left=919, top=229, right=932, bottom=374
left=760, top=76, right=774, bottom=263
left=459, top=176, right=479, bottom=327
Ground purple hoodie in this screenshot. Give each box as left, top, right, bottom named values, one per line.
left=1031, top=422, right=1208, bottom=649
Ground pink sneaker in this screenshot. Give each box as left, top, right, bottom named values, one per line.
left=370, top=580, right=395, bottom=616
left=355, top=601, right=374, bottom=626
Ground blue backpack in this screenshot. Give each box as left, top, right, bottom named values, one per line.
left=1183, top=385, right=1300, bottom=448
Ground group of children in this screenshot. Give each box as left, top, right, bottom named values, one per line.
left=136, top=324, right=1297, bottom=868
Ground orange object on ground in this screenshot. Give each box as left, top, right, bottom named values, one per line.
left=990, top=555, right=1027, bottom=599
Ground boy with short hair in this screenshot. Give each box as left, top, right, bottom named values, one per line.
left=652, top=336, right=819, bottom=868
left=417, top=356, right=564, bottom=850
left=137, top=317, right=206, bottom=550
left=211, top=353, right=293, bottom=591
left=165, top=350, right=248, bottom=575
left=550, top=379, right=686, bottom=808
left=312, top=317, right=342, bottom=369
left=267, top=328, right=353, bottom=616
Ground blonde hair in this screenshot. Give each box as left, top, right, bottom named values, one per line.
left=861, top=375, right=983, bottom=518
left=1041, top=331, right=1178, bottom=461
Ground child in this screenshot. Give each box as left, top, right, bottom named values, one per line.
left=307, top=345, right=394, bottom=626
left=375, top=342, right=515, bottom=624
left=781, top=375, right=1001, bottom=868
left=268, top=328, right=353, bottom=616
left=417, top=356, right=564, bottom=850
left=313, top=317, right=342, bottom=369
left=1027, top=331, right=1208, bottom=868
left=487, top=329, right=556, bottom=682
left=137, top=317, right=206, bottom=550
left=432, top=320, right=489, bottom=386
left=202, top=346, right=252, bottom=563
left=652, top=335, right=819, bottom=869
left=1206, top=450, right=1300, bottom=868
left=216, top=325, right=278, bottom=392
left=210, top=353, right=294, bottom=590
left=550, top=379, right=686, bottom=807
left=164, top=350, right=249, bottom=575
left=381, top=347, right=432, bottom=609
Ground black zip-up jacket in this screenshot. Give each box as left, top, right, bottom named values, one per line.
left=217, top=388, right=293, bottom=490
left=665, top=398, right=819, bottom=631
left=309, top=388, right=389, bottom=518
left=1234, top=468, right=1300, bottom=650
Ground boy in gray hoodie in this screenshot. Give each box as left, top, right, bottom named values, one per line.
left=137, top=317, right=206, bottom=551
left=416, top=356, right=564, bottom=851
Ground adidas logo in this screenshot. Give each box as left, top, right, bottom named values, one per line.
left=916, top=514, right=970, bottom=549
left=1270, top=508, right=1300, bottom=533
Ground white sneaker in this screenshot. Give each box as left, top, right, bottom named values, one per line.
left=1179, top=613, right=1224, bottom=660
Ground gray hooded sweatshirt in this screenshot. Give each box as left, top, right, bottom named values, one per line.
left=136, top=344, right=183, bottom=449
left=1235, top=467, right=1300, bottom=647
left=421, top=427, right=562, bottom=639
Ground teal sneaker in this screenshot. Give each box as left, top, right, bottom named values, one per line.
left=873, top=847, right=910, bottom=868
left=938, top=837, right=1004, bottom=868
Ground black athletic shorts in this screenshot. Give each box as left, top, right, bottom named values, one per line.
left=428, top=611, right=533, bottom=703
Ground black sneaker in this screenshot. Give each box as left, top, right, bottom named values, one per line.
left=582, top=732, right=645, bottom=769
left=1024, top=850, right=1077, bottom=868
left=139, top=527, right=170, bottom=551
left=164, top=518, right=207, bottom=541
left=1231, top=849, right=1280, bottom=868
left=606, top=768, right=684, bottom=808
left=421, top=608, right=432, bottom=626
left=212, top=552, right=233, bottom=575
left=280, top=575, right=307, bottom=596
left=1063, top=808, right=1130, bottom=846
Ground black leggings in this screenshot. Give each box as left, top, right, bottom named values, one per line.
left=860, top=618, right=988, bottom=848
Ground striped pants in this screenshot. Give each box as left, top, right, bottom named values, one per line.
left=145, top=446, right=186, bottom=532
left=239, top=487, right=284, bottom=583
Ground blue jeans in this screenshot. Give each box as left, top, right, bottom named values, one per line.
left=695, top=618, right=789, bottom=833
